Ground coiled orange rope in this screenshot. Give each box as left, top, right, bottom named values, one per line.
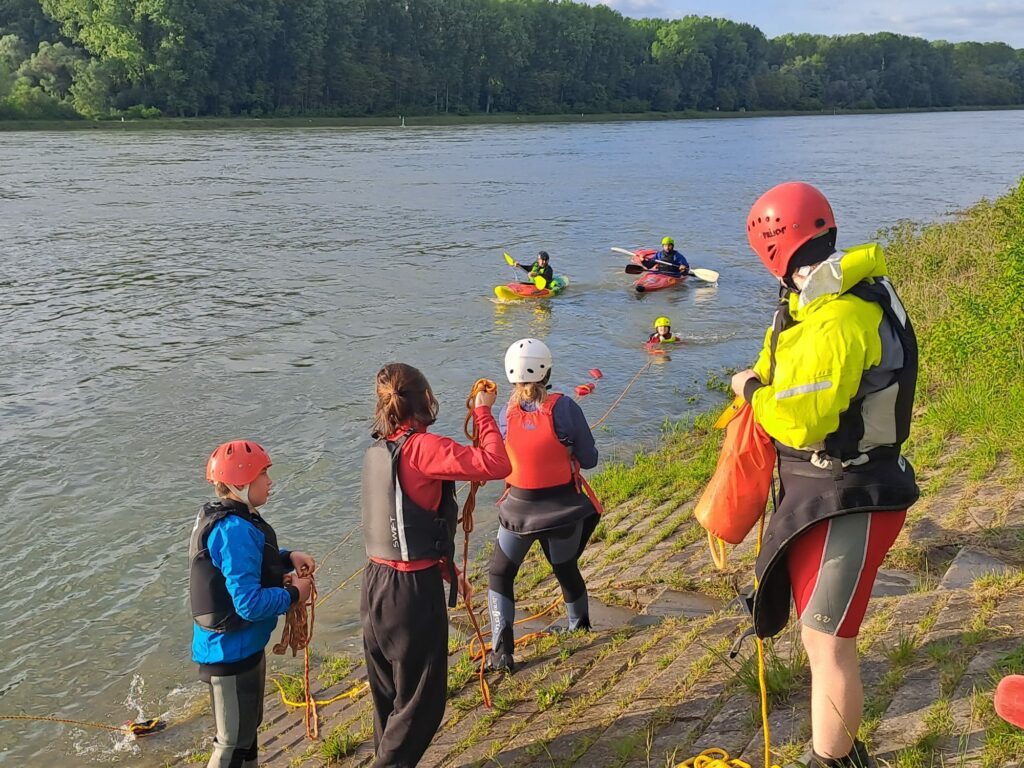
left=273, top=575, right=319, bottom=739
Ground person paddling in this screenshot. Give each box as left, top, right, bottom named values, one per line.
left=360, top=363, right=511, bottom=767
left=641, top=237, right=689, bottom=275
left=514, top=251, right=554, bottom=286
left=648, top=316, right=681, bottom=344
left=487, top=338, right=601, bottom=673
left=732, top=182, right=919, bottom=768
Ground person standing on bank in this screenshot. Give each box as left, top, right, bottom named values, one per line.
left=190, top=440, right=315, bottom=768
left=360, top=363, right=511, bottom=767
left=487, top=338, right=601, bottom=673
left=731, top=182, right=919, bottom=768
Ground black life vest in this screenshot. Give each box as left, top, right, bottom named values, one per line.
left=189, top=500, right=287, bottom=633
left=360, top=431, right=459, bottom=606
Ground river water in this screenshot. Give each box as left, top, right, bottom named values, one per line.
left=0, top=110, right=1021, bottom=764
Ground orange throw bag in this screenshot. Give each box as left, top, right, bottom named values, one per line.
left=694, top=401, right=776, bottom=567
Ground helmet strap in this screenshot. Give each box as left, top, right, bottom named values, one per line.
left=226, top=483, right=252, bottom=507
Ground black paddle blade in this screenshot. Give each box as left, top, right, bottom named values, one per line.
left=624, top=264, right=645, bottom=275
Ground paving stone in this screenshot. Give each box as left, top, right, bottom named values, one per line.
left=644, top=589, right=724, bottom=618
left=940, top=548, right=1016, bottom=590
left=871, top=569, right=919, bottom=597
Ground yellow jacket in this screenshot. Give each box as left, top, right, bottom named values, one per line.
left=749, top=243, right=906, bottom=453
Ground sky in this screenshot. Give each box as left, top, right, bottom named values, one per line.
left=581, top=1, right=1024, bottom=48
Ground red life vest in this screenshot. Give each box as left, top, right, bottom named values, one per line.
left=505, top=393, right=572, bottom=489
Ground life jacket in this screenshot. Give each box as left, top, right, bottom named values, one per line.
left=505, top=393, right=573, bottom=489
left=648, top=333, right=679, bottom=344
left=360, top=430, right=459, bottom=606
left=752, top=275, right=919, bottom=639
left=189, top=500, right=286, bottom=633
left=499, top=394, right=602, bottom=534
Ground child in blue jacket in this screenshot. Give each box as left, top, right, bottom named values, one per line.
left=189, top=440, right=314, bottom=768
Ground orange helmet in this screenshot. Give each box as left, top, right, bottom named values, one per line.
left=746, top=182, right=836, bottom=278
left=206, top=440, right=271, bottom=487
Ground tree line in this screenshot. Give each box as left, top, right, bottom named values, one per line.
left=1, top=0, right=1022, bottom=120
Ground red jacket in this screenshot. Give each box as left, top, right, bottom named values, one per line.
left=370, top=406, right=511, bottom=572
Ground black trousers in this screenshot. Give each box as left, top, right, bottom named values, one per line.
left=361, top=561, right=449, bottom=768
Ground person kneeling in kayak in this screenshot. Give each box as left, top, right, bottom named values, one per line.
left=487, top=339, right=602, bottom=673
left=515, top=251, right=554, bottom=286
left=642, top=237, right=690, bottom=275
left=360, top=363, right=511, bottom=768
left=648, top=316, right=681, bottom=344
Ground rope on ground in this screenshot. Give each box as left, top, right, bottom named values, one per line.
left=272, top=576, right=319, bottom=739
left=675, top=748, right=752, bottom=767
left=270, top=678, right=370, bottom=708
left=466, top=596, right=563, bottom=662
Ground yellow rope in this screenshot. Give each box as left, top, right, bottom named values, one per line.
left=270, top=678, right=369, bottom=708
left=675, top=747, right=752, bottom=767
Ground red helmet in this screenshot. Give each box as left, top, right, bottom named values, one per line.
left=746, top=182, right=836, bottom=278
left=206, top=440, right=272, bottom=487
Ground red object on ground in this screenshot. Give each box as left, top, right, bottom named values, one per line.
left=995, top=675, right=1024, bottom=728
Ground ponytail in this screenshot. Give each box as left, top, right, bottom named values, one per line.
left=372, top=363, right=439, bottom=438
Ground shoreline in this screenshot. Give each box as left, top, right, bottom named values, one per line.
left=1, top=104, right=1021, bottom=133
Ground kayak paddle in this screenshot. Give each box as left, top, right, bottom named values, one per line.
left=612, top=247, right=719, bottom=284
left=504, top=251, right=548, bottom=290
left=624, top=263, right=720, bottom=284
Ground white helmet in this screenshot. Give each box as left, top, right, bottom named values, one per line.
left=504, top=338, right=553, bottom=384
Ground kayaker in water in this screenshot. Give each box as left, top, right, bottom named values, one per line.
left=514, top=251, right=554, bottom=286
left=190, top=440, right=315, bottom=768
left=360, top=363, right=511, bottom=767
left=648, top=316, right=681, bottom=343
left=487, top=339, right=601, bottom=673
left=732, top=182, right=918, bottom=768
left=641, top=237, right=690, bottom=275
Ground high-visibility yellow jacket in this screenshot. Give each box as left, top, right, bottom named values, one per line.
left=747, top=243, right=910, bottom=457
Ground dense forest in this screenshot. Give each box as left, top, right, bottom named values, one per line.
left=1, top=0, right=1022, bottom=120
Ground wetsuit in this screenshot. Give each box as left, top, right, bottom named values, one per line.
left=517, top=261, right=554, bottom=285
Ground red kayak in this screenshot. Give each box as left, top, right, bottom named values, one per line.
left=631, top=249, right=687, bottom=293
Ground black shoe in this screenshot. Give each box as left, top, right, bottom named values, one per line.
left=486, top=651, right=515, bottom=673
left=786, top=741, right=875, bottom=768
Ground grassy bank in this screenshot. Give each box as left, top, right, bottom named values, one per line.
left=1, top=105, right=1021, bottom=132
left=886, top=177, right=1024, bottom=477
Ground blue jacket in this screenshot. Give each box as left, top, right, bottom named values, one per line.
left=191, top=513, right=294, bottom=665
left=642, top=248, right=689, bottom=275
left=498, top=394, right=598, bottom=469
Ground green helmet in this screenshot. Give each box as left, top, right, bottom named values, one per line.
left=654, top=316, right=672, bottom=329
left=661, top=236, right=674, bottom=246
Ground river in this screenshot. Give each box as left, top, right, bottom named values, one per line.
left=0, top=110, right=1021, bottom=765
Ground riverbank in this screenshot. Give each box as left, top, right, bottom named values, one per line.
left=161, top=181, right=1024, bottom=767
left=2, top=105, right=1023, bottom=133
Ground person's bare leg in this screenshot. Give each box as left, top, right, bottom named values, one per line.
left=802, top=625, right=863, bottom=758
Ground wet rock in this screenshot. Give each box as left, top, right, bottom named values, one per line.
left=939, top=547, right=1016, bottom=590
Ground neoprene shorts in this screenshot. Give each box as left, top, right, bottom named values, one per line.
left=787, top=509, right=907, bottom=637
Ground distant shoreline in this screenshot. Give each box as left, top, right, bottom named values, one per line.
left=1, top=104, right=1021, bottom=132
